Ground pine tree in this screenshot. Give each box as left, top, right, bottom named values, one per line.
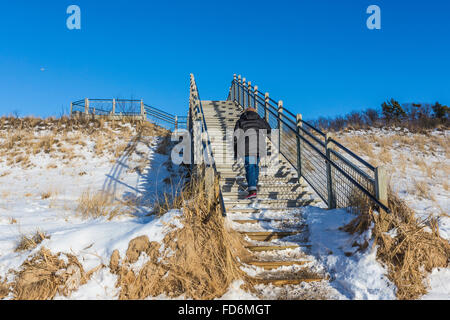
left=432, top=102, right=449, bottom=120
left=381, top=99, right=406, bottom=124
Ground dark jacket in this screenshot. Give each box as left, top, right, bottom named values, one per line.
left=234, top=110, right=271, bottom=158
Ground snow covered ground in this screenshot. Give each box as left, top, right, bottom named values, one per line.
left=0, top=124, right=448, bottom=300
left=335, top=128, right=449, bottom=228
left=221, top=206, right=396, bottom=300
left=221, top=128, right=448, bottom=300
left=0, top=122, right=186, bottom=299
left=328, top=128, right=449, bottom=299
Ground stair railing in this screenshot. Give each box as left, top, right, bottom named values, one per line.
left=227, top=74, right=390, bottom=213
left=70, top=98, right=186, bottom=131
left=188, top=74, right=227, bottom=215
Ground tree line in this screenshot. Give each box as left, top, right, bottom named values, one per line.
left=310, top=99, right=449, bottom=132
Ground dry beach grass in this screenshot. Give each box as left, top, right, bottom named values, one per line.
left=111, top=173, right=252, bottom=300
left=344, top=189, right=450, bottom=300
left=0, top=116, right=169, bottom=169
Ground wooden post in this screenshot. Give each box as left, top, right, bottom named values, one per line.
left=238, top=75, right=241, bottom=108
left=189, top=106, right=194, bottom=170
left=141, top=100, right=145, bottom=118
left=70, top=102, right=73, bottom=116
left=205, top=166, right=215, bottom=202
left=112, top=99, right=116, bottom=116
left=175, top=116, right=178, bottom=130
left=254, top=85, right=259, bottom=111
left=277, top=101, right=283, bottom=157
left=326, top=133, right=336, bottom=209
left=375, top=166, right=388, bottom=209
left=264, top=93, right=269, bottom=123
left=242, top=78, right=247, bottom=109
left=296, top=114, right=304, bottom=184
left=233, top=74, right=237, bottom=102
left=247, top=81, right=252, bottom=109
left=85, top=98, right=89, bottom=115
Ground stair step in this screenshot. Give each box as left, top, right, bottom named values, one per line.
left=227, top=208, right=266, bottom=213
left=204, top=116, right=240, bottom=118
left=218, top=172, right=296, bottom=178
left=217, top=168, right=295, bottom=174
left=222, top=187, right=306, bottom=193
left=247, top=260, right=310, bottom=270
left=245, top=245, right=305, bottom=252
left=227, top=208, right=291, bottom=213
left=224, top=198, right=314, bottom=208
left=221, top=177, right=300, bottom=184
left=232, top=219, right=283, bottom=224
left=204, top=110, right=240, bottom=112
left=215, top=161, right=289, bottom=168
left=204, top=110, right=239, bottom=113
left=221, top=185, right=306, bottom=194
left=240, top=231, right=301, bottom=241
left=218, top=171, right=298, bottom=178
left=253, top=278, right=324, bottom=286
left=220, top=174, right=298, bottom=181
left=221, top=182, right=303, bottom=187
left=222, top=192, right=310, bottom=201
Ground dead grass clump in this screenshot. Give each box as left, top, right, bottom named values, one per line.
left=375, top=136, right=394, bottom=149
left=3, top=131, right=25, bottom=150
left=155, top=134, right=172, bottom=155
left=59, top=146, right=74, bottom=159
left=343, top=136, right=375, bottom=158
left=398, top=154, right=407, bottom=174
left=37, top=134, right=56, bottom=154
left=77, top=190, right=116, bottom=219
left=152, top=192, right=183, bottom=217
left=94, top=134, right=105, bottom=156
left=344, top=189, right=450, bottom=300
left=413, top=135, right=428, bottom=153
left=46, top=163, right=58, bottom=170
left=361, top=142, right=375, bottom=158
left=15, top=154, right=29, bottom=164
left=76, top=189, right=133, bottom=220
left=0, top=171, right=11, bottom=178
left=114, top=143, right=129, bottom=158
left=0, top=277, right=9, bottom=299
left=12, top=248, right=88, bottom=300
left=378, top=148, right=392, bottom=164
left=15, top=231, right=50, bottom=252
left=113, top=173, right=251, bottom=300
left=41, top=191, right=52, bottom=200
left=424, top=164, right=435, bottom=178
left=136, top=121, right=169, bottom=137
left=414, top=179, right=433, bottom=200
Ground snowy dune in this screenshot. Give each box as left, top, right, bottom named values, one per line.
left=0, top=121, right=185, bottom=299
left=335, top=128, right=449, bottom=237
left=0, top=123, right=448, bottom=300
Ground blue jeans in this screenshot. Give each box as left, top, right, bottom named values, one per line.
left=245, top=156, right=260, bottom=191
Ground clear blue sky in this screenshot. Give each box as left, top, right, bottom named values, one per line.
left=0, top=0, right=449, bottom=119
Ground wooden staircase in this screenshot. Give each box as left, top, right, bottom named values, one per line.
left=202, top=100, right=324, bottom=286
